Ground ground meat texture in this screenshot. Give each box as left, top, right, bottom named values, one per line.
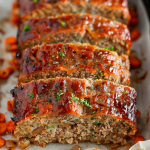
left=11, top=78, right=137, bottom=147
left=18, top=43, right=130, bottom=85
left=18, top=0, right=131, bottom=25
left=17, top=14, right=131, bottom=55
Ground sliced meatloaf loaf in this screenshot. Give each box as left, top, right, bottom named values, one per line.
left=18, top=0, right=131, bottom=25
left=18, top=43, right=130, bottom=85
left=11, top=78, right=137, bottom=147
left=17, top=14, right=131, bottom=55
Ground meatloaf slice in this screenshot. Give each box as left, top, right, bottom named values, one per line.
left=17, top=14, right=131, bottom=55
left=18, top=43, right=130, bottom=85
left=11, top=78, right=137, bottom=147
left=18, top=0, right=131, bottom=25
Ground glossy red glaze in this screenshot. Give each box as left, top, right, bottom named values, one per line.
left=18, top=43, right=130, bottom=85
left=18, top=0, right=130, bottom=21
left=12, top=78, right=137, bottom=128
left=18, top=14, right=132, bottom=50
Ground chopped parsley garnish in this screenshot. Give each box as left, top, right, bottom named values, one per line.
left=52, top=55, right=54, bottom=57
left=59, top=51, right=65, bottom=57
left=91, top=86, right=94, bottom=90
left=46, top=126, right=50, bottom=129
left=95, top=121, right=99, bottom=124
left=92, top=134, right=96, bottom=138
left=110, top=47, right=114, bottom=51
left=91, top=117, right=94, bottom=120
left=79, top=68, right=84, bottom=71
left=26, top=134, right=28, bottom=136
left=55, top=91, right=64, bottom=101
left=114, top=20, right=117, bottom=24
left=78, top=9, right=82, bottom=13
left=75, top=119, right=78, bottom=121
left=81, top=93, right=83, bottom=95
left=124, top=68, right=127, bottom=71
left=34, top=0, right=38, bottom=3
left=124, top=90, right=129, bottom=94
left=64, top=62, right=66, bottom=65
left=23, top=25, right=30, bottom=31
left=68, top=100, right=71, bottom=103
left=46, top=102, right=49, bottom=104
left=116, top=50, right=118, bottom=52
left=100, top=55, right=103, bottom=59
left=62, top=46, right=65, bottom=49
left=72, top=94, right=92, bottom=108
left=33, top=106, right=39, bottom=113
left=51, top=126, right=55, bottom=129
left=28, top=93, right=34, bottom=98
left=99, top=99, right=102, bottom=102
left=93, top=111, right=97, bottom=114
left=90, top=129, right=94, bottom=132
left=95, top=75, right=98, bottom=80
left=61, top=21, right=66, bottom=27
left=39, top=46, right=41, bottom=49
left=89, top=24, right=92, bottom=28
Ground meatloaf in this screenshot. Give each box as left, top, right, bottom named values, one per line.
left=18, top=43, right=130, bottom=85
left=11, top=78, right=137, bottom=147
left=17, top=14, right=131, bottom=55
left=18, top=0, right=131, bottom=25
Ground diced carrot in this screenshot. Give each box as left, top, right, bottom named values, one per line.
left=130, top=18, right=138, bottom=27
left=0, top=113, right=5, bottom=123
left=6, top=121, right=14, bottom=133
left=137, top=110, right=141, bottom=119
left=10, top=44, right=18, bottom=51
left=131, top=29, right=141, bottom=41
left=7, top=101, right=14, bottom=111
left=11, top=52, right=16, bottom=58
left=5, top=37, right=17, bottom=46
left=0, top=123, right=6, bottom=135
left=0, top=137, right=6, bottom=148
left=10, top=15, right=20, bottom=25
left=9, top=59, right=18, bottom=70
left=12, top=1, right=19, bottom=9
left=0, top=69, right=9, bottom=79
left=130, top=57, right=141, bottom=68
left=7, top=67, right=14, bottom=75
left=134, top=135, right=145, bottom=144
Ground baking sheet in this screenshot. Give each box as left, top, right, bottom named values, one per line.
left=0, top=0, right=150, bottom=149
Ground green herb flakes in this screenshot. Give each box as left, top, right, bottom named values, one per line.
left=28, top=93, right=34, bottom=98
left=46, top=126, right=50, bottom=129
left=93, top=111, right=97, bottom=114
left=55, top=91, right=64, bottom=101
left=33, top=106, right=39, bottom=113
left=92, top=134, right=96, bottom=138
left=124, top=90, right=129, bottom=94
left=23, top=25, right=30, bottom=31
left=61, top=22, right=66, bottom=27
left=90, top=129, right=94, bottom=132
left=95, top=121, right=99, bottom=124
left=59, top=51, right=65, bottom=57
left=79, top=68, right=84, bottom=71
left=91, top=117, right=94, bottom=120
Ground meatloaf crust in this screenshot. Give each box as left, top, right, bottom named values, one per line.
left=17, top=14, right=131, bottom=55
left=18, top=43, right=130, bottom=85
left=11, top=78, right=137, bottom=147
left=18, top=0, right=131, bottom=25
